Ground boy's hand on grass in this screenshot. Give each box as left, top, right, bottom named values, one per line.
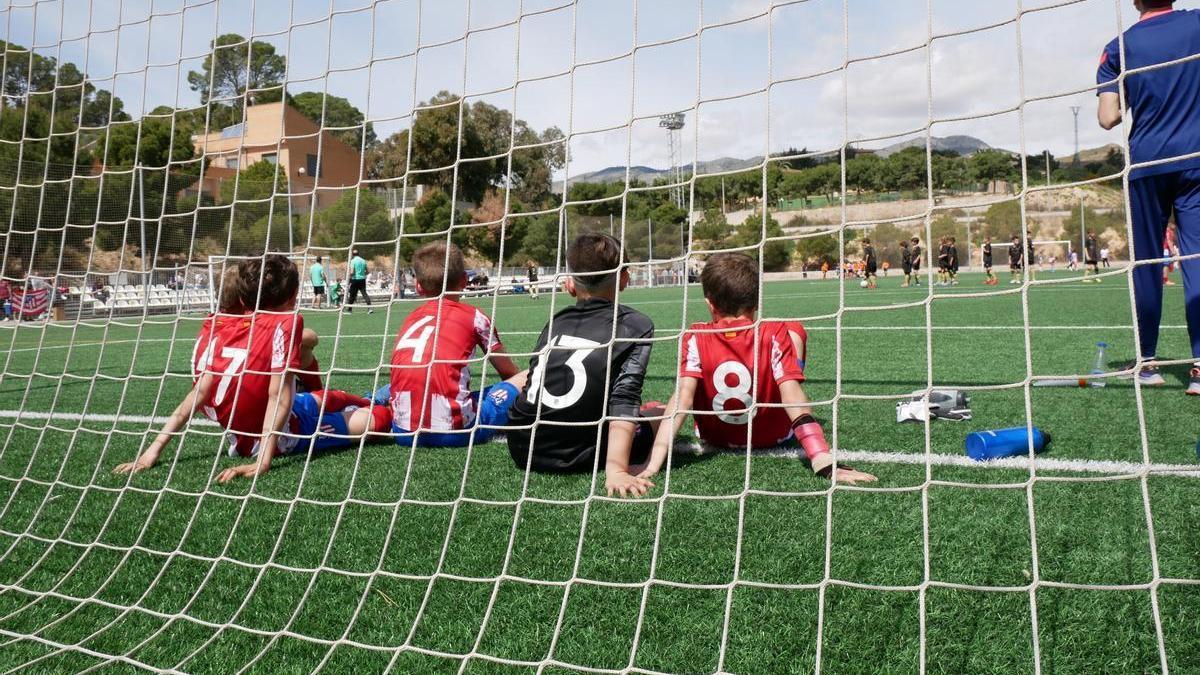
left=605, top=470, right=654, bottom=498
left=112, top=453, right=158, bottom=475
left=217, top=462, right=269, bottom=483
left=630, top=456, right=662, bottom=482
left=833, top=467, right=877, bottom=485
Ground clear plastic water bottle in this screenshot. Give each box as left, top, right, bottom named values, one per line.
left=965, top=427, right=1052, bottom=461
left=1089, top=341, right=1108, bottom=388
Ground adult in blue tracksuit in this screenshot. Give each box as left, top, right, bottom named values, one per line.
left=1097, top=2, right=1200, bottom=392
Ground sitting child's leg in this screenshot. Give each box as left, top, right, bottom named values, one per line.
left=289, top=390, right=391, bottom=455
left=470, top=370, right=528, bottom=443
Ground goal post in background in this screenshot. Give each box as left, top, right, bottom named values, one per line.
left=0, top=1, right=1196, bottom=674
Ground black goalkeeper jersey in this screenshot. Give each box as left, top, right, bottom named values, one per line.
left=983, top=243, right=993, bottom=266
left=1086, top=237, right=1100, bottom=262
left=507, top=297, right=654, bottom=473
left=902, top=248, right=913, bottom=266
left=1009, top=244, right=1023, bottom=265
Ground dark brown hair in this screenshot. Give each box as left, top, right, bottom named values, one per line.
left=567, top=232, right=625, bottom=291
left=412, top=241, right=465, bottom=295
left=239, top=254, right=299, bottom=310
left=218, top=264, right=248, bottom=314
left=701, top=252, right=759, bottom=317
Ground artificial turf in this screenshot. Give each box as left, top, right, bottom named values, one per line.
left=0, top=269, right=1196, bottom=673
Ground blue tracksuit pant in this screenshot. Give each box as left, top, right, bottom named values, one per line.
left=1129, top=168, right=1200, bottom=360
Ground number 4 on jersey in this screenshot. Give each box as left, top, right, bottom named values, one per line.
left=395, top=316, right=435, bottom=363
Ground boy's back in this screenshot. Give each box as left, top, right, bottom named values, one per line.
left=508, top=298, right=654, bottom=472
left=682, top=319, right=804, bottom=448
left=390, top=297, right=502, bottom=432
left=194, top=311, right=304, bottom=456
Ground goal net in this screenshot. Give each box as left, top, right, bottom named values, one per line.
left=0, top=1, right=1197, bottom=673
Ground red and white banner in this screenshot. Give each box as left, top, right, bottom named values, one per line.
left=13, top=287, right=49, bottom=318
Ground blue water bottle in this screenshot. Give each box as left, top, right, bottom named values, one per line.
left=965, top=427, right=1051, bottom=461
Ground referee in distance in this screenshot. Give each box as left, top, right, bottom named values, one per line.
left=1097, top=0, right=1200, bottom=392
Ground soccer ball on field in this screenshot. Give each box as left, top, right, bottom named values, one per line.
left=860, top=280, right=869, bottom=288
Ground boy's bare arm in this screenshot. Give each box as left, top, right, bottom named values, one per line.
left=605, top=419, right=654, bottom=498
left=218, top=374, right=294, bottom=483
left=113, top=374, right=212, bottom=475
left=1098, top=92, right=1122, bottom=130
left=778, top=380, right=876, bottom=485
left=643, top=377, right=698, bottom=479
left=487, top=345, right=521, bottom=380
left=778, top=379, right=813, bottom=422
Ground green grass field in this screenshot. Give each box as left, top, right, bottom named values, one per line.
left=0, top=270, right=1198, bottom=674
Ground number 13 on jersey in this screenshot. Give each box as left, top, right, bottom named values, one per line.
left=527, top=335, right=601, bottom=410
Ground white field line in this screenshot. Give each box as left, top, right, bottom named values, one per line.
left=0, top=409, right=1195, bottom=478
left=753, top=447, right=1200, bottom=477
left=0, top=324, right=1184, bottom=356
left=0, top=410, right=219, bottom=427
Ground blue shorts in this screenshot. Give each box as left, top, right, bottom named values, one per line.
left=391, top=382, right=520, bottom=448
left=281, top=392, right=357, bottom=455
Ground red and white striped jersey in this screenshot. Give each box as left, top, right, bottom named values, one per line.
left=389, top=298, right=503, bottom=432
left=192, top=312, right=305, bottom=457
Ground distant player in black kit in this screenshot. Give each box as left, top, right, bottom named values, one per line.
left=1009, top=234, right=1024, bottom=284
left=1026, top=228, right=1037, bottom=281
left=861, top=238, right=878, bottom=289
left=1084, top=230, right=1102, bottom=283
left=950, top=235, right=960, bottom=282
left=910, top=237, right=923, bottom=285
left=507, top=233, right=661, bottom=497
left=982, top=237, right=997, bottom=285
left=526, top=260, right=540, bottom=299
left=900, top=240, right=913, bottom=287
left=937, top=237, right=950, bottom=285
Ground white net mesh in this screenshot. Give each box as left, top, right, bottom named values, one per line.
left=1, top=0, right=1199, bottom=673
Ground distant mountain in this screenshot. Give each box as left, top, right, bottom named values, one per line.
left=874, top=135, right=995, bottom=157
left=1062, top=143, right=1123, bottom=164
left=567, top=156, right=765, bottom=185
left=565, top=136, right=998, bottom=186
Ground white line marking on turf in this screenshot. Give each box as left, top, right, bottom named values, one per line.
left=0, top=410, right=218, bottom=427
left=0, top=410, right=1194, bottom=477
left=740, top=447, right=1200, bottom=477
left=0, top=325, right=1185, bottom=354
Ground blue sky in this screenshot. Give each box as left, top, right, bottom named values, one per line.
left=2, top=0, right=1194, bottom=174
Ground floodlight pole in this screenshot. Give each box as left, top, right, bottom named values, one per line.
left=1045, top=150, right=1051, bottom=187
left=659, top=113, right=687, bottom=210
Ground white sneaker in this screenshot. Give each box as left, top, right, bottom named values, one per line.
left=368, top=309, right=375, bottom=314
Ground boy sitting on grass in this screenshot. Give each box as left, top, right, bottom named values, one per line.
left=506, top=233, right=662, bottom=497
left=643, top=252, right=876, bottom=484
left=113, top=255, right=391, bottom=481
left=383, top=241, right=526, bottom=447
